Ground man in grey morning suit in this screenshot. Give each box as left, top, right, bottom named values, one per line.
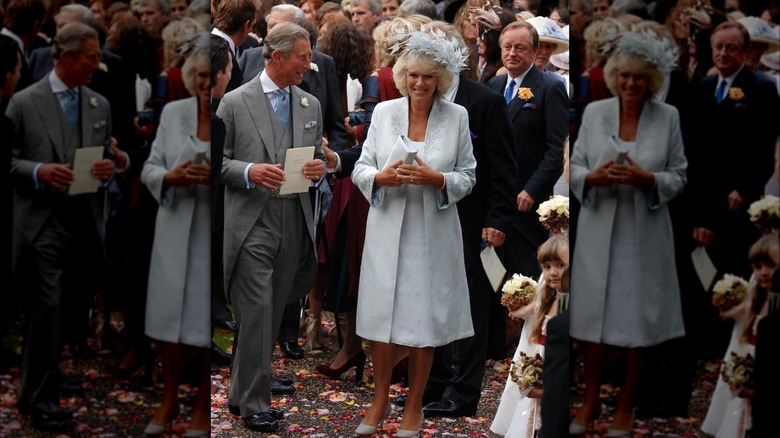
left=7, top=22, right=116, bottom=433
left=216, top=22, right=326, bottom=433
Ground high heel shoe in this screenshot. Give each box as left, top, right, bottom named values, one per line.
left=355, top=403, right=391, bottom=436
left=606, top=412, right=635, bottom=437
left=143, top=403, right=180, bottom=436
left=396, top=411, right=425, bottom=437
left=305, top=311, right=324, bottom=350
left=569, top=402, right=602, bottom=435
left=316, top=350, right=366, bottom=382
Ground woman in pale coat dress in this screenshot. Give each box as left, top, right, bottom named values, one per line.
left=568, top=31, right=688, bottom=436
left=351, top=29, right=477, bottom=437
left=140, top=34, right=211, bottom=437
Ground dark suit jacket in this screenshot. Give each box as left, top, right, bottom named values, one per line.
left=539, top=310, right=569, bottom=438
left=211, top=112, right=226, bottom=303
left=487, top=67, right=568, bottom=275
left=751, top=311, right=779, bottom=437
left=238, top=48, right=348, bottom=151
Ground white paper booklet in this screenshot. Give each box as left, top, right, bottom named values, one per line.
left=383, top=135, right=419, bottom=169
left=279, top=146, right=315, bottom=195
left=69, top=146, right=104, bottom=195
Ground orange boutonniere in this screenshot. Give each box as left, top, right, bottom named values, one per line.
left=729, top=87, right=745, bottom=101
left=517, top=87, right=534, bottom=101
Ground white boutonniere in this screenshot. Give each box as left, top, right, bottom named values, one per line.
left=517, top=87, right=534, bottom=101
left=310, top=62, right=319, bottom=73
left=99, top=62, right=108, bottom=72
left=300, top=97, right=309, bottom=108
left=89, top=97, right=98, bottom=108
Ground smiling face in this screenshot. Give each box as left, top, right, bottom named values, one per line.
left=616, top=68, right=649, bottom=105
left=60, top=37, right=102, bottom=87
left=273, top=36, right=313, bottom=88
left=405, top=68, right=437, bottom=105
left=500, top=27, right=536, bottom=77
left=542, top=251, right=569, bottom=292
left=753, top=250, right=779, bottom=291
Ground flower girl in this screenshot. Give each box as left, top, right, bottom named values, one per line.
left=490, top=234, right=569, bottom=437
left=702, top=234, right=779, bottom=437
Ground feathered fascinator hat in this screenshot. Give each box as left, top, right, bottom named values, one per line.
left=470, top=5, right=502, bottom=38
left=177, top=31, right=210, bottom=56
left=390, top=26, right=469, bottom=75
left=613, top=28, right=679, bottom=75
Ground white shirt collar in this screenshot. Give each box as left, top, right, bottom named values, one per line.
left=0, top=28, right=23, bottom=52
left=718, top=64, right=745, bottom=89
left=211, top=28, right=236, bottom=58
left=260, top=70, right=285, bottom=94
left=49, top=70, right=72, bottom=94
left=443, top=74, right=460, bottom=102
left=506, top=64, right=534, bottom=92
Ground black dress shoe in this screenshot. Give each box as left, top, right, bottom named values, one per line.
left=270, top=378, right=295, bottom=395
left=215, top=320, right=237, bottom=332
left=230, top=404, right=285, bottom=418
left=278, top=340, right=305, bottom=359
left=211, top=341, right=232, bottom=366
left=393, top=391, right=439, bottom=408
left=243, top=412, right=278, bottom=432
left=32, top=411, right=73, bottom=433
left=423, top=399, right=476, bottom=418
left=272, top=374, right=293, bottom=386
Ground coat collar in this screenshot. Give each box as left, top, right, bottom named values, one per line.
left=508, top=66, right=543, bottom=122
left=243, top=75, right=276, bottom=159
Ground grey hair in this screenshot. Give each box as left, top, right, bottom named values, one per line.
left=52, top=22, right=98, bottom=61
left=352, top=0, right=382, bottom=14
left=574, top=0, right=594, bottom=13
left=263, top=22, right=310, bottom=60
left=55, top=4, right=94, bottom=23
left=266, top=4, right=306, bottom=22
left=140, top=0, right=173, bottom=14
left=189, top=0, right=210, bottom=15
left=399, top=0, right=437, bottom=20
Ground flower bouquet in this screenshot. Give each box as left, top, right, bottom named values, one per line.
left=510, top=351, right=543, bottom=396
left=500, top=274, right=538, bottom=310
left=537, top=195, right=569, bottom=234
left=711, top=274, right=749, bottom=312
left=721, top=351, right=754, bottom=395
left=747, top=195, right=780, bottom=234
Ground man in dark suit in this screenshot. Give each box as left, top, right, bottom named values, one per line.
left=0, top=34, right=23, bottom=370
left=1, top=0, right=46, bottom=93
left=690, top=21, right=779, bottom=281
left=487, top=20, right=567, bottom=305
left=539, top=309, right=570, bottom=437
left=210, top=0, right=255, bottom=113
left=7, top=23, right=116, bottom=433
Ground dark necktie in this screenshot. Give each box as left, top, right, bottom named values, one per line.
left=505, top=79, right=516, bottom=105
left=716, top=80, right=727, bottom=104
left=59, top=88, right=79, bottom=132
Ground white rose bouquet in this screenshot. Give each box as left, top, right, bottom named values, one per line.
left=510, top=351, right=543, bottom=395
left=537, top=195, right=569, bottom=234
left=721, top=352, right=754, bottom=395
left=711, top=274, right=749, bottom=312
left=500, top=274, right=538, bottom=310
left=747, top=195, right=780, bottom=234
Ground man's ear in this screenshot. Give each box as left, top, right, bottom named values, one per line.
left=243, top=20, right=252, bottom=35
left=271, top=49, right=283, bottom=63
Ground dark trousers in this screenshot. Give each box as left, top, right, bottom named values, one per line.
left=539, top=311, right=570, bottom=438
left=426, top=258, right=493, bottom=409
left=18, top=199, right=102, bottom=414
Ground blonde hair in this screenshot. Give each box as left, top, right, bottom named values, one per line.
left=182, top=42, right=209, bottom=96
left=372, top=15, right=432, bottom=67
left=392, top=49, right=453, bottom=98
left=603, top=49, right=665, bottom=97
left=529, top=234, right=569, bottom=344
left=161, top=17, right=206, bottom=68
left=583, top=17, right=625, bottom=68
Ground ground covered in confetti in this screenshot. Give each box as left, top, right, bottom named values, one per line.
left=0, top=311, right=722, bottom=437
left=210, top=314, right=720, bottom=438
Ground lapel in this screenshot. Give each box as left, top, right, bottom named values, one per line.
left=31, top=77, right=67, bottom=160
left=454, top=74, right=470, bottom=108
left=721, top=67, right=752, bottom=107
left=79, top=86, right=91, bottom=147
left=242, top=75, right=276, bottom=159
left=509, top=67, right=542, bottom=122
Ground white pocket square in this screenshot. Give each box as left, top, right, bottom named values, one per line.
left=304, top=121, right=317, bottom=129
left=93, top=120, right=106, bottom=130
